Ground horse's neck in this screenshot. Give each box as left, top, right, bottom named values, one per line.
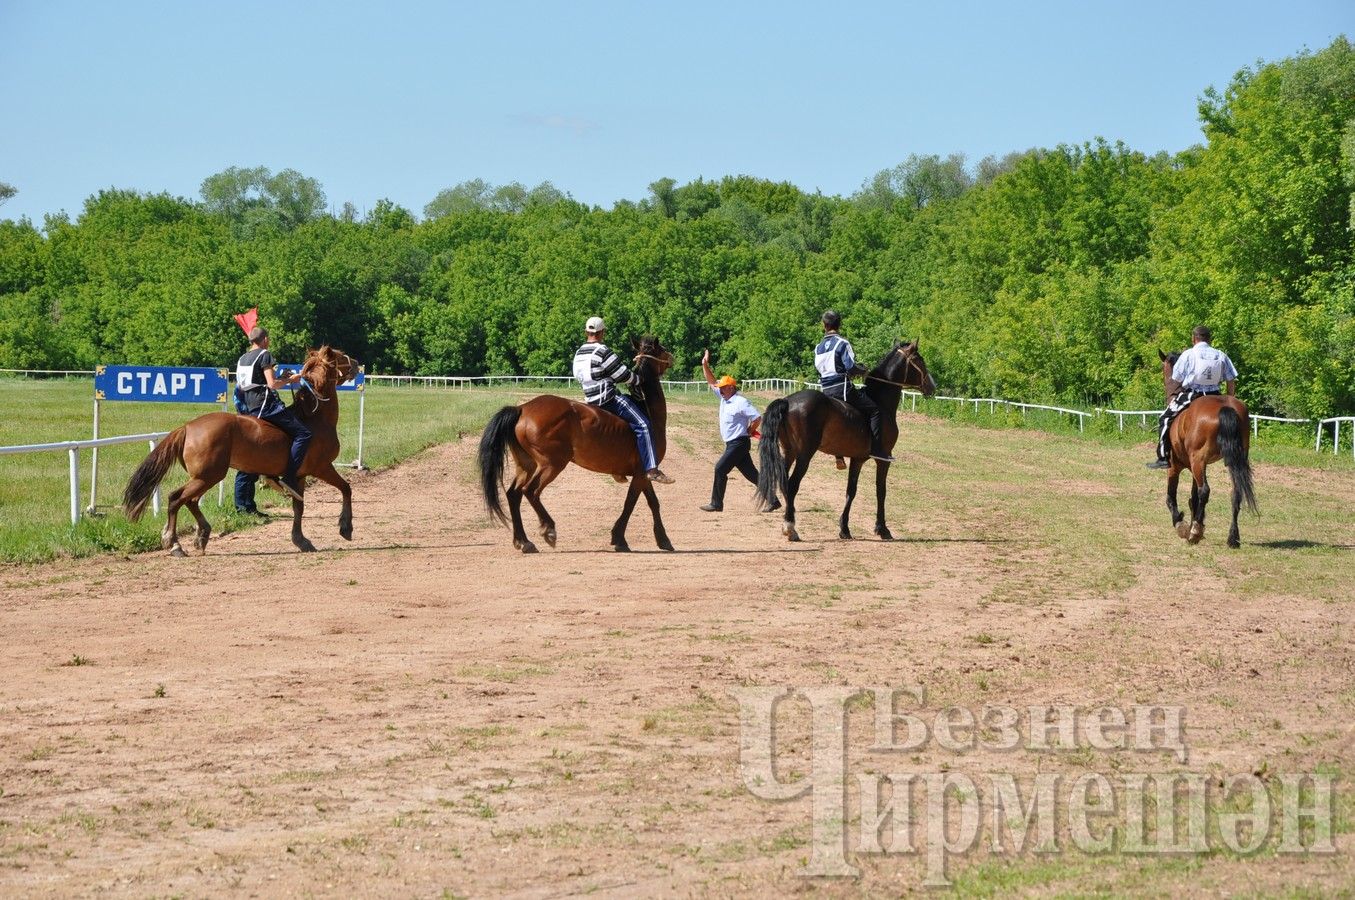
left=296, top=391, right=340, bottom=429
left=865, top=376, right=903, bottom=412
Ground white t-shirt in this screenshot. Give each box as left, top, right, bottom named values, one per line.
left=713, top=386, right=760, bottom=441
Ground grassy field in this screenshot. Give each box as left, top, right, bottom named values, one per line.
left=1, top=377, right=1350, bottom=564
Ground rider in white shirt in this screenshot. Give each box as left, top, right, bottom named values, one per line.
left=1147, top=325, right=1238, bottom=469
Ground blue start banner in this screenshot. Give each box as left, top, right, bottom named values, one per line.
left=95, top=365, right=230, bottom=403
left=275, top=364, right=366, bottom=392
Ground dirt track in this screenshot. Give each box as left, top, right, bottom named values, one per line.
left=1, top=417, right=1351, bottom=896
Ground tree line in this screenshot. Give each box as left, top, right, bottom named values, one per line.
left=1, top=38, right=1352, bottom=417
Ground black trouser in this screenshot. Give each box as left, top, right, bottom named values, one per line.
left=826, top=382, right=884, bottom=454
left=257, top=400, right=312, bottom=480
left=709, top=437, right=759, bottom=508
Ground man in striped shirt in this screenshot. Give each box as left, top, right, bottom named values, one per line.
left=573, top=316, right=675, bottom=484
left=815, top=310, right=891, bottom=462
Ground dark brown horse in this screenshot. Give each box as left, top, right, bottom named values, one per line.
left=1158, top=350, right=1258, bottom=548
left=755, top=341, right=935, bottom=542
left=123, top=346, right=358, bottom=555
left=479, top=336, right=675, bottom=553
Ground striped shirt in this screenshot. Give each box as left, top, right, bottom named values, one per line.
left=814, top=333, right=857, bottom=391
left=573, top=341, right=635, bottom=405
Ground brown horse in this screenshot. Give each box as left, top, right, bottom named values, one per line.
left=754, top=341, right=935, bottom=542
left=123, top=346, right=358, bottom=555
left=1157, top=350, right=1258, bottom=548
left=479, top=336, right=674, bottom=553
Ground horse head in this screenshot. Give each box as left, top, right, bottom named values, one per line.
left=1159, top=348, right=1182, bottom=385
left=876, top=339, right=936, bottom=397
left=625, top=336, right=671, bottom=405
left=297, top=346, right=357, bottom=409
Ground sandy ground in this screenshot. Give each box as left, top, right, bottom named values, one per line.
left=1, top=417, right=1351, bottom=897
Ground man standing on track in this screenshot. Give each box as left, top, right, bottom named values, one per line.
left=698, top=349, right=779, bottom=513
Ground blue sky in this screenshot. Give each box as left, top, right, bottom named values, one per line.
left=1, top=0, right=1349, bottom=224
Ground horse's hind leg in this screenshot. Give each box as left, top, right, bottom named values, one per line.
left=523, top=463, right=563, bottom=549
left=781, top=447, right=815, bottom=543
left=642, top=482, right=675, bottom=551
left=839, top=459, right=863, bottom=540
left=1189, top=467, right=1210, bottom=544
left=506, top=473, right=536, bottom=554
left=163, top=478, right=213, bottom=557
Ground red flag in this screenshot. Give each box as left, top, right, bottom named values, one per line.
left=233, top=307, right=259, bottom=335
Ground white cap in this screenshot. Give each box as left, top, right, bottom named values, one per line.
left=585, top=316, right=605, bottom=333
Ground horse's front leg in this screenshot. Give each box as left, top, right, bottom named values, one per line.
left=611, top=477, right=645, bottom=552
left=310, top=463, right=353, bottom=541
left=291, top=488, right=315, bottom=553
left=872, top=459, right=893, bottom=541
left=642, top=483, right=675, bottom=551
left=839, top=459, right=863, bottom=540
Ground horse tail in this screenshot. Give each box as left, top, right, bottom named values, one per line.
left=123, top=426, right=186, bottom=521
left=756, top=399, right=790, bottom=511
left=1217, top=406, right=1258, bottom=514
left=478, top=405, right=522, bottom=525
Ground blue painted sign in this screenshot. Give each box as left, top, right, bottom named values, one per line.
left=94, top=365, right=230, bottom=403
left=275, top=364, right=366, bottom=392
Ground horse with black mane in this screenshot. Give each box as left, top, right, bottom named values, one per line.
left=123, top=346, right=358, bottom=555
left=1156, top=349, right=1258, bottom=548
left=755, top=340, right=935, bottom=542
left=479, top=335, right=675, bottom=553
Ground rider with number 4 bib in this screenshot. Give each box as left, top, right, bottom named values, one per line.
left=236, top=326, right=312, bottom=500
left=1147, top=325, right=1238, bottom=469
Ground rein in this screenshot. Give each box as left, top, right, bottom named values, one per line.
left=865, top=347, right=926, bottom=391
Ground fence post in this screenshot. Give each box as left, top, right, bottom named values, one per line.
left=87, top=398, right=100, bottom=514
left=149, top=439, right=161, bottom=516
left=68, top=447, right=80, bottom=526
left=355, top=389, right=366, bottom=469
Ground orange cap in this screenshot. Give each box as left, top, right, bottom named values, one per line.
left=716, top=375, right=736, bottom=388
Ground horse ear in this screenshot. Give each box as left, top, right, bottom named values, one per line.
left=630, top=335, right=640, bottom=351
left=1158, top=349, right=1167, bottom=362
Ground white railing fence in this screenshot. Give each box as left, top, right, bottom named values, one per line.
left=0, top=432, right=171, bottom=524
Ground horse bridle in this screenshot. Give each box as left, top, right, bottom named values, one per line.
left=866, top=346, right=927, bottom=391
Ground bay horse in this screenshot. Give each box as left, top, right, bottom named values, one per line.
left=1157, top=350, right=1258, bottom=548
left=123, top=346, right=358, bottom=555
left=755, top=340, right=935, bottom=542
left=479, top=336, right=675, bottom=553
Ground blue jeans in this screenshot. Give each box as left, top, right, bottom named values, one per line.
left=234, top=471, right=259, bottom=511
left=257, top=398, right=313, bottom=480
left=600, top=395, right=657, bottom=472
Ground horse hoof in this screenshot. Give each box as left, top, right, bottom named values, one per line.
left=543, top=529, right=557, bottom=548
left=1227, top=538, right=1241, bottom=549
left=875, top=529, right=894, bottom=542
left=294, top=538, right=316, bottom=553
left=613, top=544, right=630, bottom=553
left=340, top=528, right=353, bottom=541
left=658, top=540, right=675, bottom=552
left=1188, top=523, right=1204, bottom=544
left=169, top=546, right=187, bottom=558
left=521, top=542, right=539, bottom=554
left=786, top=530, right=801, bottom=543
left=839, top=531, right=853, bottom=541
left=1176, top=522, right=1192, bottom=540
